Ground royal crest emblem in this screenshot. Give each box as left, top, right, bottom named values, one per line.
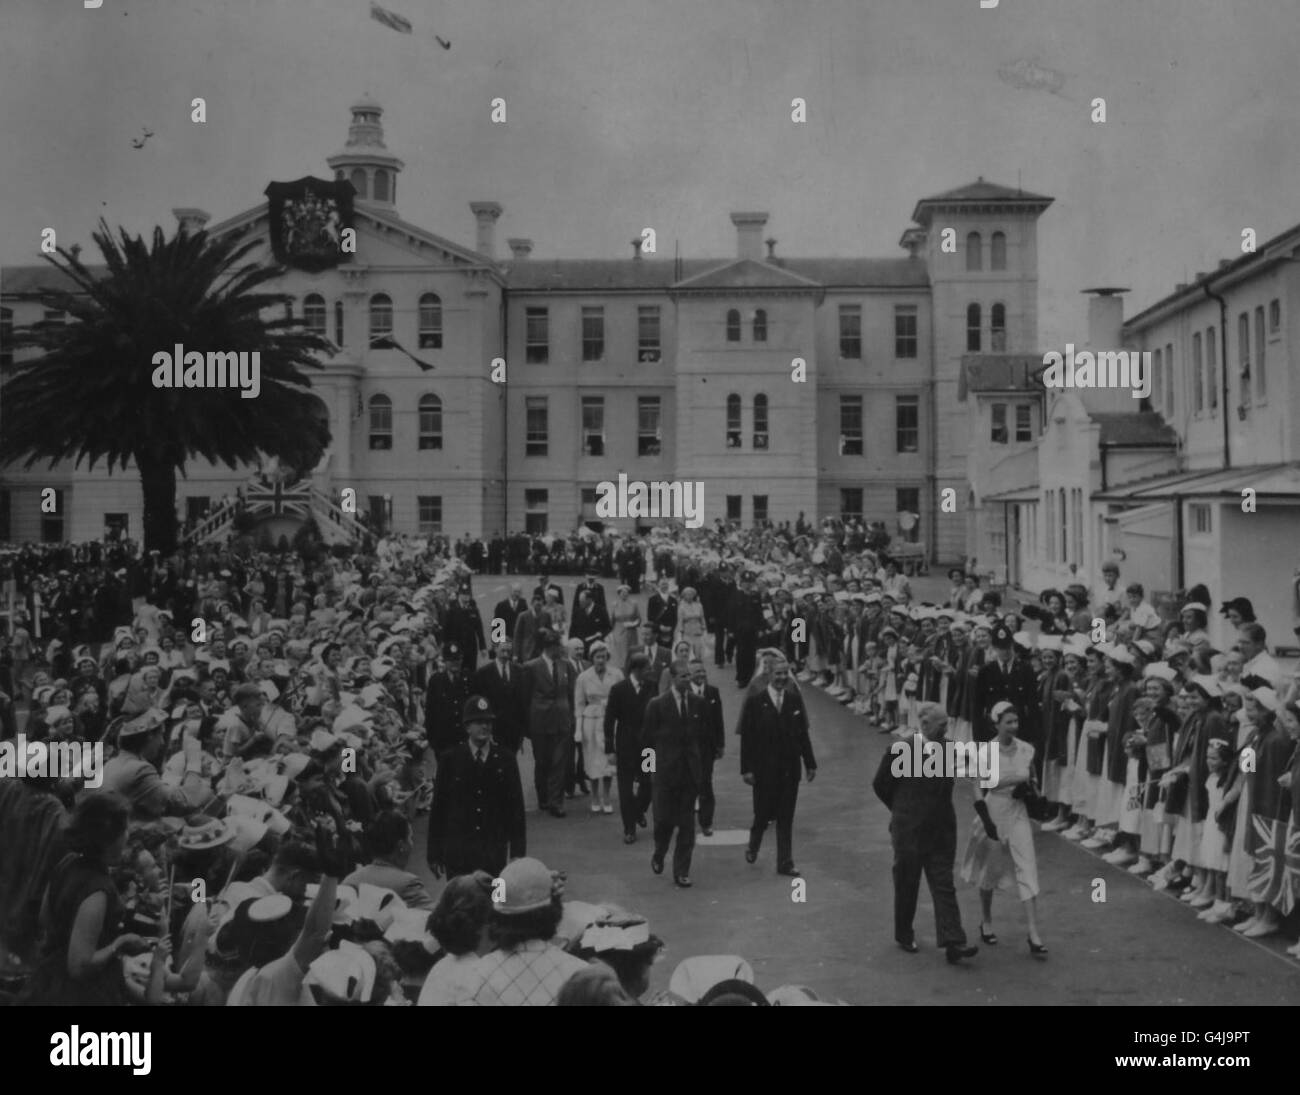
left=264, top=177, right=355, bottom=272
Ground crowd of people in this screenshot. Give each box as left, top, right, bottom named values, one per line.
left=0, top=516, right=1296, bottom=1008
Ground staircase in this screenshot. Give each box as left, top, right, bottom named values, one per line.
left=182, top=476, right=369, bottom=547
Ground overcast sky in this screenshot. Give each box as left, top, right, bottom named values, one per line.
left=3, top=0, right=1298, bottom=346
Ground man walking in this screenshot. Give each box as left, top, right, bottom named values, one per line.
left=424, top=642, right=473, bottom=759
left=688, top=658, right=725, bottom=835
left=643, top=660, right=704, bottom=887
left=729, top=571, right=766, bottom=689
left=426, top=696, right=527, bottom=879
left=872, top=701, right=978, bottom=964
left=472, top=640, right=527, bottom=754
left=604, top=652, right=655, bottom=843
left=523, top=631, right=574, bottom=817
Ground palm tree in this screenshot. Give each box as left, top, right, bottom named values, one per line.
left=0, top=220, right=333, bottom=555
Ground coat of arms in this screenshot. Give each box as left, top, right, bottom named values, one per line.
left=264, top=177, right=355, bottom=272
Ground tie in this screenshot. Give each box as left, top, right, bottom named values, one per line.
left=476, top=746, right=486, bottom=765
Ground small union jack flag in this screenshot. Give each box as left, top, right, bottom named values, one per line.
left=1247, top=814, right=1300, bottom=915
left=245, top=479, right=313, bottom=518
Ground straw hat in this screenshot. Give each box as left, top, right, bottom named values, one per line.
left=177, top=817, right=237, bottom=852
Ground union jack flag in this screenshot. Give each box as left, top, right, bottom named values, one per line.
left=245, top=479, right=314, bottom=518
left=1247, top=814, right=1300, bottom=915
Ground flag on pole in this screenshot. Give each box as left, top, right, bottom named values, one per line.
left=369, top=2, right=413, bottom=33
left=371, top=334, right=434, bottom=372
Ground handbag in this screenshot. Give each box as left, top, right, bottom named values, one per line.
left=1019, top=768, right=1055, bottom=822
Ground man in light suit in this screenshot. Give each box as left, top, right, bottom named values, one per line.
left=738, top=657, right=816, bottom=877
left=871, top=701, right=978, bottom=963
left=688, top=658, right=725, bottom=835
left=522, top=630, right=575, bottom=817
left=642, top=659, right=705, bottom=887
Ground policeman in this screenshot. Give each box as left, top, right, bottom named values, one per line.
left=424, top=642, right=473, bottom=759
left=426, top=696, right=527, bottom=879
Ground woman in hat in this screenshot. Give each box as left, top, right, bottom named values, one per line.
left=1155, top=678, right=1223, bottom=897
left=1062, top=645, right=1110, bottom=843
left=575, top=643, right=623, bottom=814
left=570, top=907, right=664, bottom=1003
left=676, top=587, right=706, bottom=663
left=1037, top=638, right=1075, bottom=830
left=961, top=701, right=1047, bottom=956
left=1088, top=650, right=1142, bottom=864
left=120, top=665, right=164, bottom=718
left=19, top=792, right=153, bottom=1005
left=1179, top=603, right=1211, bottom=651
left=1130, top=671, right=1180, bottom=879
left=607, top=585, right=641, bottom=672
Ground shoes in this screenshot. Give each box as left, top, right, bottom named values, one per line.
left=1128, top=856, right=1156, bottom=876
left=1040, top=818, right=1069, bottom=833
left=897, top=940, right=919, bottom=954
left=590, top=804, right=601, bottom=814
left=945, top=945, right=978, bottom=964
left=777, top=864, right=801, bottom=878
left=1232, top=916, right=1258, bottom=934
left=1102, top=847, right=1137, bottom=866
left=637, top=814, right=647, bottom=829
left=550, top=807, right=567, bottom=818
left=1285, top=940, right=1300, bottom=957
left=1201, top=901, right=1235, bottom=923
left=650, top=854, right=664, bottom=875
left=1027, top=938, right=1049, bottom=958
left=673, top=875, right=692, bottom=888
left=1148, top=865, right=1175, bottom=890
left=1080, top=834, right=1111, bottom=849
left=701, top=826, right=714, bottom=836
left=1188, top=894, right=1215, bottom=910
left=979, top=925, right=997, bottom=945
left=1061, top=825, right=1088, bottom=841
left=1180, top=886, right=1208, bottom=904
left=602, top=804, right=613, bottom=814
left=744, top=847, right=757, bottom=864
left=623, top=832, right=636, bottom=844
left=1242, top=919, right=1279, bottom=939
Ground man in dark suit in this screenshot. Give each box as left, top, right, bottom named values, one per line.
left=603, top=652, right=655, bottom=843
left=472, top=640, right=527, bottom=754
left=729, top=572, right=766, bottom=688
left=973, top=624, right=1039, bottom=743
left=871, top=701, right=978, bottom=963
left=522, top=631, right=575, bottom=817
left=444, top=586, right=487, bottom=670
left=738, top=657, right=816, bottom=877
left=426, top=696, right=527, bottom=879
left=574, top=569, right=608, bottom=612
left=704, top=565, right=737, bottom=668
left=568, top=589, right=611, bottom=655
left=512, top=594, right=550, bottom=663
left=424, top=643, right=473, bottom=759
left=642, top=659, right=704, bottom=887
left=533, top=573, right=563, bottom=607
left=491, top=583, right=529, bottom=642
left=647, top=578, right=678, bottom=637
left=688, top=658, right=725, bottom=835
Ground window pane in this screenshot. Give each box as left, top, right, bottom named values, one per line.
left=369, top=395, right=392, bottom=450
left=1238, top=314, right=1250, bottom=408
left=990, top=231, right=1007, bottom=271
left=725, top=495, right=742, bottom=521
left=1192, top=332, right=1203, bottom=412
left=418, top=395, right=443, bottom=450
left=526, top=307, right=548, bottom=363
left=1255, top=306, right=1266, bottom=400
left=966, top=303, right=981, bottom=352
left=991, top=303, right=1006, bottom=353
left=638, top=306, right=661, bottom=362
left=991, top=403, right=1007, bottom=444
left=895, top=396, right=919, bottom=453
left=1014, top=403, right=1032, bottom=442
left=369, top=295, right=392, bottom=345
left=582, top=396, right=605, bottom=456
left=894, top=305, right=917, bottom=359
left=525, top=396, right=548, bottom=456
left=638, top=396, right=661, bottom=455
left=839, top=304, right=862, bottom=359
left=582, top=306, right=604, bottom=361
left=1206, top=328, right=1217, bottom=410
left=752, top=393, right=769, bottom=449
left=417, top=496, right=443, bottom=533
left=419, top=294, right=443, bottom=349
left=840, top=488, right=863, bottom=519
left=304, top=295, right=327, bottom=337
left=726, top=309, right=741, bottom=342
left=752, top=309, right=767, bottom=342
left=966, top=232, right=982, bottom=271
left=839, top=395, right=863, bottom=456
left=726, top=394, right=742, bottom=448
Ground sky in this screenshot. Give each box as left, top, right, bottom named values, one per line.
left=3, top=0, right=1299, bottom=347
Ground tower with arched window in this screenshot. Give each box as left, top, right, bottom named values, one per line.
left=327, top=95, right=405, bottom=211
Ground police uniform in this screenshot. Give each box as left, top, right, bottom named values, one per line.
left=426, top=696, right=527, bottom=879
left=424, top=643, right=473, bottom=757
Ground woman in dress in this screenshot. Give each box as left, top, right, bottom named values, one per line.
left=608, top=585, right=641, bottom=671
left=19, top=792, right=152, bottom=1005
left=575, top=643, right=623, bottom=814
left=961, top=701, right=1048, bottom=956
left=1156, top=676, right=1222, bottom=896
left=544, top=588, right=567, bottom=638
left=676, top=587, right=707, bottom=663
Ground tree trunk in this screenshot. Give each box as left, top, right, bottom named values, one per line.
left=136, top=452, right=179, bottom=556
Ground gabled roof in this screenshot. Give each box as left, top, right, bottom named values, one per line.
left=503, top=256, right=929, bottom=292
left=672, top=258, right=824, bottom=291
left=1094, top=462, right=1300, bottom=501
left=911, top=177, right=1053, bottom=226
left=2, top=264, right=105, bottom=296
left=958, top=354, right=1046, bottom=400
left=1090, top=412, right=1178, bottom=448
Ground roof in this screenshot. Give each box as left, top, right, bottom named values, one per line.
left=958, top=354, right=1047, bottom=399
left=1094, top=462, right=1300, bottom=502
left=672, top=258, right=823, bottom=291
left=983, top=485, right=1042, bottom=503
left=503, top=256, right=929, bottom=292
left=2, top=264, right=104, bottom=296
left=911, top=178, right=1054, bottom=225
left=1091, top=412, right=1178, bottom=448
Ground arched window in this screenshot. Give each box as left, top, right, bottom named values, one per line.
left=374, top=169, right=390, bottom=202
left=418, top=394, right=443, bottom=450
left=418, top=293, right=443, bottom=349
left=752, top=394, right=769, bottom=449
left=726, top=394, right=742, bottom=448
left=369, top=294, right=393, bottom=347
left=966, top=232, right=982, bottom=271
left=334, top=300, right=344, bottom=347
left=990, top=231, right=1007, bottom=270
left=966, top=303, right=981, bottom=352
left=369, top=394, right=393, bottom=450
left=753, top=308, right=767, bottom=342
left=991, top=302, right=1006, bottom=352
left=726, top=309, right=741, bottom=342
left=304, top=294, right=327, bottom=337
left=350, top=168, right=368, bottom=199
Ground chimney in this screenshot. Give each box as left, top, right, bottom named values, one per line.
left=899, top=226, right=926, bottom=259
left=507, top=238, right=533, bottom=260
left=1194, top=271, right=1208, bottom=282
left=469, top=201, right=503, bottom=258
left=765, top=237, right=777, bottom=261
left=1174, top=282, right=1188, bottom=293
left=730, top=212, right=769, bottom=262
left=631, top=238, right=642, bottom=260
left=1218, top=259, right=1232, bottom=270
left=173, top=208, right=211, bottom=236
left=1082, top=287, right=1127, bottom=350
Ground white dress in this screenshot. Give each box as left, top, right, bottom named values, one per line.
left=677, top=601, right=706, bottom=662
left=574, top=665, right=623, bottom=780
left=962, top=737, right=1040, bottom=901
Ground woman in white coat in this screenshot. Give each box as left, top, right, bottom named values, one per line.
left=574, top=643, right=623, bottom=815
left=962, top=701, right=1048, bottom=957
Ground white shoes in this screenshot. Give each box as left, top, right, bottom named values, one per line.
left=1232, top=916, right=1258, bottom=934
left=1199, top=901, right=1234, bottom=922
left=1242, top=919, right=1279, bottom=939
left=1040, top=817, right=1069, bottom=833
left=1060, top=825, right=1088, bottom=841
left=1080, top=834, right=1111, bottom=849
left=1102, top=847, right=1137, bottom=866
left=1128, top=856, right=1155, bottom=876
left=602, top=804, right=613, bottom=814
left=1285, top=940, right=1300, bottom=957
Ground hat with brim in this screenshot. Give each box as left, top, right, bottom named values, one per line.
left=1143, top=662, right=1177, bottom=682
left=177, top=817, right=237, bottom=852
left=305, top=940, right=378, bottom=1004
left=668, top=955, right=755, bottom=1005
left=1186, top=675, right=1223, bottom=699
left=1249, top=686, right=1280, bottom=712
left=119, top=708, right=167, bottom=739
left=491, top=857, right=554, bottom=914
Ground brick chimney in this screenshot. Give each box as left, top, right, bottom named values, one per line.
left=469, top=201, right=503, bottom=258
left=173, top=208, right=211, bottom=235
left=1082, top=287, right=1127, bottom=350
left=631, top=238, right=642, bottom=260
left=730, top=212, right=768, bottom=262
left=507, top=238, right=533, bottom=260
